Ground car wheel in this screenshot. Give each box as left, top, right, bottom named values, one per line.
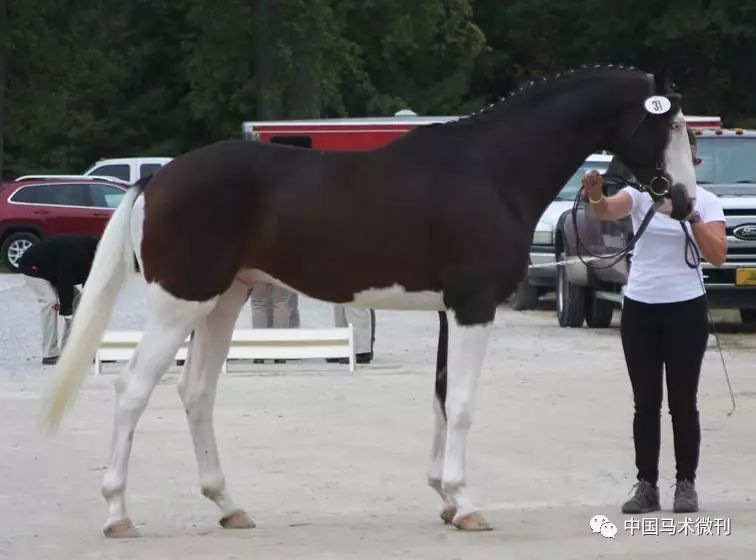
left=511, top=278, right=540, bottom=311
left=1, top=232, right=40, bottom=272
left=739, top=309, right=756, bottom=324
left=585, top=289, right=614, bottom=328
left=556, top=251, right=586, bottom=327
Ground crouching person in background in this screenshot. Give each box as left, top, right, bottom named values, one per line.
left=18, top=234, right=99, bottom=365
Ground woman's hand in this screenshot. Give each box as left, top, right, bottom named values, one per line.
left=581, top=170, right=604, bottom=203
left=581, top=171, right=633, bottom=221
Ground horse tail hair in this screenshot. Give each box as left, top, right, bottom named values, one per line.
left=40, top=177, right=149, bottom=432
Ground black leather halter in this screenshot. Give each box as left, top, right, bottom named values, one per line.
left=570, top=74, right=673, bottom=269
left=611, top=73, right=674, bottom=200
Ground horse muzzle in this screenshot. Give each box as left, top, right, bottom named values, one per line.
left=653, top=182, right=693, bottom=221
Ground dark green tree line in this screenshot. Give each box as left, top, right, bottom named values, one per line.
left=2, top=0, right=754, bottom=179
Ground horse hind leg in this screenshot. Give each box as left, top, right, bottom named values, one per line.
left=101, top=284, right=217, bottom=538
left=177, top=280, right=254, bottom=530
left=427, top=311, right=457, bottom=524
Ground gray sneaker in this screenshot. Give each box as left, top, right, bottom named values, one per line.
left=622, top=480, right=660, bottom=514
left=673, top=479, right=699, bottom=513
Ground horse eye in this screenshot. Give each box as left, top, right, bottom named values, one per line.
left=671, top=122, right=681, bottom=130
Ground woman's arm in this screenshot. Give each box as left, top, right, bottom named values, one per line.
left=689, top=215, right=727, bottom=266
left=581, top=170, right=633, bottom=221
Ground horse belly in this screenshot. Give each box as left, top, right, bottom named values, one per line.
left=237, top=269, right=444, bottom=311
left=346, top=285, right=445, bottom=311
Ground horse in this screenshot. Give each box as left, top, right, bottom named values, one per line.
left=40, top=66, right=697, bottom=537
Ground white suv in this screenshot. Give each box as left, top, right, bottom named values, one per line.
left=83, top=157, right=171, bottom=184
left=511, top=153, right=613, bottom=310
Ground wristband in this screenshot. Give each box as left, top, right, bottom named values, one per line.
left=687, top=211, right=701, bottom=224
left=588, top=192, right=604, bottom=204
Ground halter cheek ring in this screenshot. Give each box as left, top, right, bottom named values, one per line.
left=649, top=175, right=670, bottom=197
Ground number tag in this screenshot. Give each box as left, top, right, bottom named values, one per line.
left=644, top=96, right=672, bottom=115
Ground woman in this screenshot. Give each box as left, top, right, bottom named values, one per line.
left=583, top=128, right=726, bottom=514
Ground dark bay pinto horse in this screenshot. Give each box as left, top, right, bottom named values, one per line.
left=42, top=67, right=697, bottom=537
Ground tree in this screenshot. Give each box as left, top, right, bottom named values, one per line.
left=3, top=0, right=756, bottom=179
left=334, top=0, right=484, bottom=116
left=5, top=0, right=195, bottom=177
left=0, top=0, right=7, bottom=180
left=468, top=0, right=756, bottom=126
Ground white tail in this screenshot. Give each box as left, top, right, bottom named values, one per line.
left=40, top=186, right=141, bottom=431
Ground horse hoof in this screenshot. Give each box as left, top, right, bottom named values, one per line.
left=103, top=518, right=140, bottom=538
left=220, top=510, right=256, bottom=529
left=453, top=511, right=492, bottom=531
left=440, top=506, right=457, bottom=525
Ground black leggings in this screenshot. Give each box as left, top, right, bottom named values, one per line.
left=620, top=295, right=709, bottom=485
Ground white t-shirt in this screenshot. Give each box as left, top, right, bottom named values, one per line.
left=621, top=186, right=725, bottom=304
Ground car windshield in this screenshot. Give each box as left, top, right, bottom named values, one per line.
left=696, top=137, right=756, bottom=184
left=555, top=160, right=610, bottom=200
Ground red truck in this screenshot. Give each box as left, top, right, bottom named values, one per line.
left=242, top=111, right=457, bottom=149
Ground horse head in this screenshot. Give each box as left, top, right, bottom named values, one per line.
left=611, top=70, right=697, bottom=221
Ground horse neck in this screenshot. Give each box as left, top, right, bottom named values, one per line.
left=474, top=75, right=647, bottom=229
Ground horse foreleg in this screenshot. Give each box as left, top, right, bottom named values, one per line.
left=177, top=281, right=255, bottom=530
left=441, top=309, right=493, bottom=531
left=427, top=311, right=456, bottom=524
left=101, top=284, right=214, bottom=537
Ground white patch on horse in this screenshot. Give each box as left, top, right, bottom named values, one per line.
left=347, top=285, right=444, bottom=310
left=664, top=110, right=698, bottom=200
left=101, top=283, right=217, bottom=535
left=177, top=280, right=255, bottom=529
left=439, top=313, right=492, bottom=528
left=238, top=269, right=444, bottom=311
left=428, top=398, right=455, bottom=522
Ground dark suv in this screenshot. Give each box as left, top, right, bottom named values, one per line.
left=554, top=129, right=756, bottom=327
left=0, top=177, right=127, bottom=271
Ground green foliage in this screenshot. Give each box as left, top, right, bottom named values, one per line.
left=5, top=0, right=194, bottom=175
left=1, top=0, right=754, bottom=178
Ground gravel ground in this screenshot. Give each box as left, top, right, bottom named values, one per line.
left=2, top=273, right=756, bottom=559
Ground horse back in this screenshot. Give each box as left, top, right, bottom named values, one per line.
left=139, top=139, right=525, bottom=304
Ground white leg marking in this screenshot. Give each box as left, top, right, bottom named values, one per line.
left=176, top=280, right=255, bottom=529
left=101, top=284, right=216, bottom=536
left=428, top=398, right=456, bottom=523
left=442, top=314, right=491, bottom=526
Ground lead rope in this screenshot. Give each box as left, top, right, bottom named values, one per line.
left=527, top=174, right=655, bottom=271
left=681, top=222, right=737, bottom=416
left=570, top=174, right=656, bottom=270
left=536, top=177, right=736, bottom=416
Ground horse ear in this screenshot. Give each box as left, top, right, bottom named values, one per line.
left=665, top=92, right=682, bottom=114
left=653, top=66, right=675, bottom=94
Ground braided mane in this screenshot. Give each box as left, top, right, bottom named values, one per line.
left=449, top=64, right=642, bottom=126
